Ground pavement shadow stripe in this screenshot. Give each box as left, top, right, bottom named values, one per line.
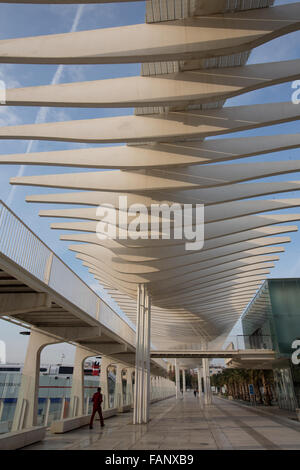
left=213, top=402, right=280, bottom=450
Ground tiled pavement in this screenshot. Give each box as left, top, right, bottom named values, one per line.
left=24, top=394, right=300, bottom=450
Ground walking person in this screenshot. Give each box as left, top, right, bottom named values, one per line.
left=89, top=387, right=105, bottom=429
left=193, top=389, right=197, bottom=397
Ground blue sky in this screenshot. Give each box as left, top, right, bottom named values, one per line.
left=0, top=0, right=300, bottom=363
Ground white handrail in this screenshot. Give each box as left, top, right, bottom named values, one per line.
left=0, top=200, right=136, bottom=347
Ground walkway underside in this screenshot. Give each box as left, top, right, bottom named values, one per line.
left=23, top=395, right=300, bottom=451
left=0, top=202, right=167, bottom=374
left=151, top=350, right=275, bottom=360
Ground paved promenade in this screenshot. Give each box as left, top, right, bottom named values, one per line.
left=25, top=394, right=300, bottom=450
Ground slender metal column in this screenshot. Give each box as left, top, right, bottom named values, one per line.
left=0, top=400, right=4, bottom=422
left=126, top=368, right=135, bottom=406
left=197, top=367, right=203, bottom=404
left=44, top=398, right=51, bottom=426
left=140, top=284, right=146, bottom=422
left=202, top=358, right=212, bottom=405
left=100, top=356, right=111, bottom=411
left=133, top=284, right=151, bottom=424
left=133, top=284, right=141, bottom=424
left=182, top=369, right=186, bottom=394
left=115, top=363, right=124, bottom=411
left=156, top=376, right=159, bottom=399
left=175, top=359, right=180, bottom=399
left=143, top=292, right=151, bottom=423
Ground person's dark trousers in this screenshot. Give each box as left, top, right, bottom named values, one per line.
left=89, top=406, right=104, bottom=428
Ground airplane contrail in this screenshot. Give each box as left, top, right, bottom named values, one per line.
left=6, top=4, right=85, bottom=206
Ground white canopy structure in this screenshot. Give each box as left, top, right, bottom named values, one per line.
left=1, top=0, right=300, bottom=422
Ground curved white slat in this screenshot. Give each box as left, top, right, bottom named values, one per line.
left=38, top=199, right=300, bottom=225
left=4, top=60, right=300, bottom=108
left=0, top=5, right=299, bottom=64
left=4, top=132, right=300, bottom=170
left=3, top=102, right=300, bottom=144
left=26, top=181, right=300, bottom=207
left=12, top=160, right=300, bottom=192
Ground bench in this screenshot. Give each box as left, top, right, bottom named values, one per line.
left=50, top=408, right=118, bottom=434
left=0, top=426, right=47, bottom=450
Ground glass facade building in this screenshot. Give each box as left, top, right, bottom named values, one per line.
left=242, top=279, right=300, bottom=411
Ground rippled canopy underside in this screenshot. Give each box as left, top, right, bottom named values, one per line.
left=2, top=0, right=300, bottom=348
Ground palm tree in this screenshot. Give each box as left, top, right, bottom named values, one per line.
left=211, top=368, right=275, bottom=405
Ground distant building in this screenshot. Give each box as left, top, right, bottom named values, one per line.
left=209, top=366, right=224, bottom=376
left=242, top=279, right=300, bottom=411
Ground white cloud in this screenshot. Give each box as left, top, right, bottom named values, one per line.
left=63, top=66, right=89, bottom=83
left=0, top=64, right=22, bottom=89
left=48, top=108, right=72, bottom=123
left=0, top=106, right=22, bottom=126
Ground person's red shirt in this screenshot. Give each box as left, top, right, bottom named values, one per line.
left=92, top=391, right=103, bottom=408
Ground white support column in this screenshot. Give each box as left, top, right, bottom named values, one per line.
left=151, top=376, right=154, bottom=400
left=44, top=398, right=51, bottom=426
left=150, top=376, right=153, bottom=401
left=133, top=283, right=143, bottom=424
left=12, top=329, right=59, bottom=431
left=115, top=363, right=124, bottom=411
left=60, top=397, right=66, bottom=420
left=85, top=396, right=90, bottom=415
left=100, top=356, right=111, bottom=411
left=197, top=367, right=203, bottom=404
left=144, top=292, right=151, bottom=422
left=175, top=359, right=180, bottom=399
left=154, top=376, right=158, bottom=400
left=133, top=284, right=151, bottom=424
left=202, top=358, right=212, bottom=405
left=182, top=369, right=186, bottom=395
left=127, top=367, right=135, bottom=406
left=157, top=376, right=161, bottom=399
left=0, top=399, right=4, bottom=422
left=69, top=346, right=92, bottom=417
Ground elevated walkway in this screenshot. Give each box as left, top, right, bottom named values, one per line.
left=152, top=348, right=276, bottom=369
left=0, top=201, right=165, bottom=373
left=151, top=350, right=275, bottom=359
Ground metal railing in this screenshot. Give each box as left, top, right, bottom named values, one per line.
left=0, top=201, right=136, bottom=348
left=226, top=335, right=273, bottom=351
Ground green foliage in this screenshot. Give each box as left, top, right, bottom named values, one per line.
left=210, top=368, right=275, bottom=404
